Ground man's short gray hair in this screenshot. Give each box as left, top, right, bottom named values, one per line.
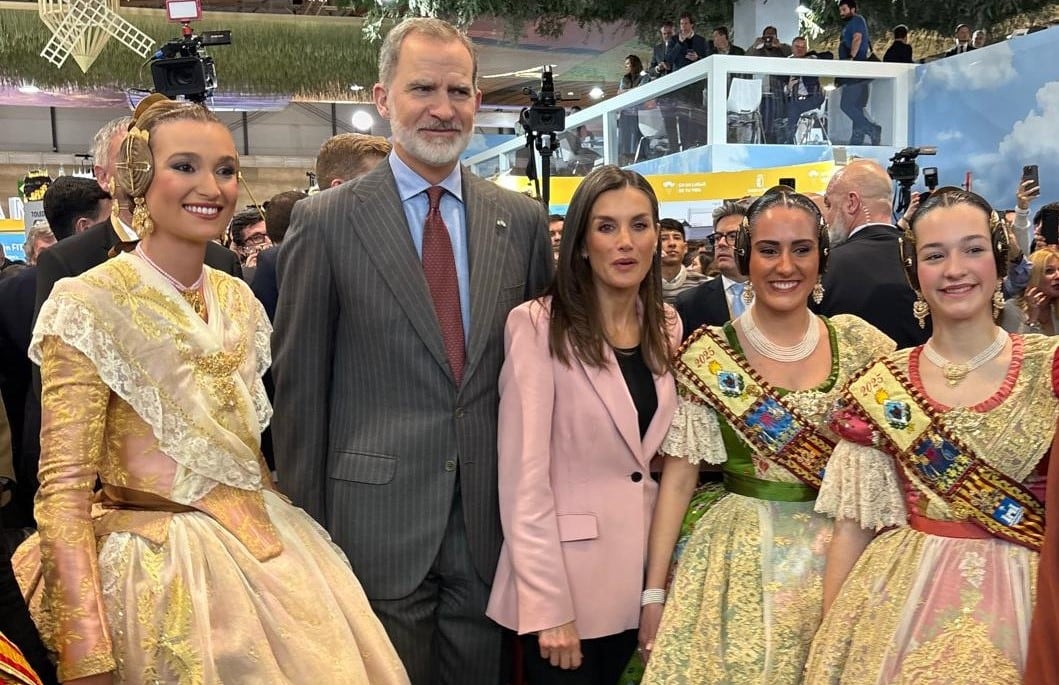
left=378, top=17, right=478, bottom=90
left=713, top=200, right=748, bottom=225
left=91, top=116, right=133, bottom=176
left=24, top=223, right=54, bottom=264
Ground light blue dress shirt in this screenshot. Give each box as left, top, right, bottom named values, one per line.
left=389, top=152, right=471, bottom=339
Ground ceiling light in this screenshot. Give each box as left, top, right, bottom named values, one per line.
left=351, top=110, right=374, bottom=131
left=589, top=87, right=604, bottom=100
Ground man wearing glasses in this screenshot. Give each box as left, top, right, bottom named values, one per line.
left=227, top=207, right=272, bottom=282
left=674, top=200, right=749, bottom=339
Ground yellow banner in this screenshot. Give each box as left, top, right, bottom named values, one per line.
left=493, top=161, right=834, bottom=206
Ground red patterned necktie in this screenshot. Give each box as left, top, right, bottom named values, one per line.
left=423, top=186, right=465, bottom=385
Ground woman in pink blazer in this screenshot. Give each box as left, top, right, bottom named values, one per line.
left=487, top=165, right=681, bottom=683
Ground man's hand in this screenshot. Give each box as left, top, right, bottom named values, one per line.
left=538, top=622, right=582, bottom=670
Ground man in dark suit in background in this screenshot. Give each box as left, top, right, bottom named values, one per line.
left=675, top=200, right=749, bottom=338
left=271, top=17, right=552, bottom=684
left=0, top=177, right=111, bottom=527
left=649, top=20, right=677, bottom=78
left=814, top=158, right=929, bottom=348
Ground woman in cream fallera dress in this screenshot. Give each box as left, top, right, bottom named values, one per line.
left=17, top=252, right=410, bottom=685
left=15, top=96, right=408, bottom=685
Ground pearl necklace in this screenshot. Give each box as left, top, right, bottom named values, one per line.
left=922, top=327, right=1008, bottom=387
left=134, top=245, right=208, bottom=320
left=741, top=307, right=820, bottom=363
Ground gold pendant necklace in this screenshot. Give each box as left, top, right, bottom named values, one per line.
left=922, top=327, right=1008, bottom=387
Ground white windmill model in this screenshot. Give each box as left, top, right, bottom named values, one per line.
left=38, top=0, right=155, bottom=73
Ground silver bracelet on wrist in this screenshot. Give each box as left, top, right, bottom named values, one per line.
left=641, top=588, right=666, bottom=606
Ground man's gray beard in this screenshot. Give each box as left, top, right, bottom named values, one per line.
left=828, top=214, right=850, bottom=246
left=391, top=119, right=471, bottom=168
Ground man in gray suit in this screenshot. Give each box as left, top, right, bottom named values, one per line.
left=271, top=17, right=553, bottom=684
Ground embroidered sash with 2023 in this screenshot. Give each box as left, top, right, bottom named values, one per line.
left=847, top=358, right=1045, bottom=551
left=0, top=632, right=42, bottom=685
left=675, top=327, right=833, bottom=489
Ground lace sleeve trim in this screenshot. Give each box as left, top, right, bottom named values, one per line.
left=816, top=439, right=907, bottom=531
left=659, top=395, right=727, bottom=465
left=251, top=301, right=274, bottom=433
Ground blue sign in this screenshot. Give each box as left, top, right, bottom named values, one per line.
left=0, top=233, right=26, bottom=263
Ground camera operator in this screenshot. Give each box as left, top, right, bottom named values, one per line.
left=747, top=26, right=792, bottom=143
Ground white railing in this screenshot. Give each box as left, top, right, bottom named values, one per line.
left=465, top=53, right=917, bottom=177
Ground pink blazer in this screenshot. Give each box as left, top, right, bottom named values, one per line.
left=486, top=297, right=681, bottom=639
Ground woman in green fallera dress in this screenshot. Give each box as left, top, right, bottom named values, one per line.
left=639, top=187, right=894, bottom=684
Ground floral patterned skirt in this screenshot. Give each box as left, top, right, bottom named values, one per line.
left=642, top=492, right=831, bottom=685
left=804, top=527, right=1038, bottom=685
left=15, top=490, right=409, bottom=684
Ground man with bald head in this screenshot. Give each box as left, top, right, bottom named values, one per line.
left=813, top=158, right=929, bottom=348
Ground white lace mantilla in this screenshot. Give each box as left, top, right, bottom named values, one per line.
left=31, top=277, right=269, bottom=504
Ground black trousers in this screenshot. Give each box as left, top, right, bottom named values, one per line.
left=521, top=629, right=637, bottom=685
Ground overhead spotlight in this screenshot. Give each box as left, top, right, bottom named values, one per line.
left=351, top=110, right=374, bottom=131
left=589, top=86, right=605, bottom=100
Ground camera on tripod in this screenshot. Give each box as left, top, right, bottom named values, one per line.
left=886, top=146, right=937, bottom=184
left=520, top=68, right=565, bottom=136
left=151, top=0, right=230, bottom=102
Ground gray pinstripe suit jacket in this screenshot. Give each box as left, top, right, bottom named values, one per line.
left=271, top=160, right=553, bottom=600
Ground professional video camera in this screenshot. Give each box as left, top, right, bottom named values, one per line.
left=519, top=67, right=566, bottom=206
left=150, top=0, right=230, bottom=102
left=520, top=68, right=565, bottom=137
left=887, top=145, right=937, bottom=215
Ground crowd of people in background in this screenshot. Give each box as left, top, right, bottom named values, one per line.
left=0, top=10, right=1058, bottom=685
left=611, top=0, right=1001, bottom=156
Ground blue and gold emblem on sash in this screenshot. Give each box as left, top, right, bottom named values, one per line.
left=717, top=370, right=745, bottom=397
left=911, top=435, right=964, bottom=486
left=884, top=400, right=911, bottom=429
left=675, top=328, right=832, bottom=490
left=746, top=396, right=798, bottom=451
left=846, top=358, right=1046, bottom=552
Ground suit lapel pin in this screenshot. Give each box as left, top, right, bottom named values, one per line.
left=496, top=219, right=508, bottom=234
